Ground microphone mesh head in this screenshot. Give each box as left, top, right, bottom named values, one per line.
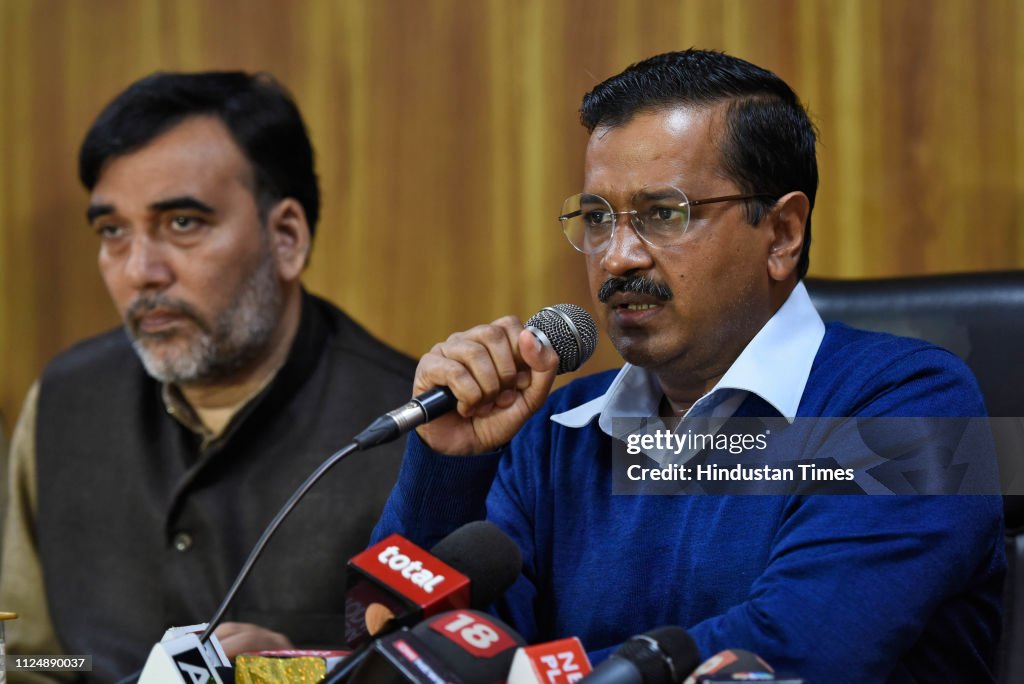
left=614, top=626, right=699, bottom=684
left=430, top=521, right=523, bottom=608
left=525, top=304, right=598, bottom=374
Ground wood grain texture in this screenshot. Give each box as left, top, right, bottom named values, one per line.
left=2, top=0, right=1022, bottom=428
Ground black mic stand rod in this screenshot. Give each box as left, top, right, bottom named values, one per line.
left=198, top=439, right=361, bottom=643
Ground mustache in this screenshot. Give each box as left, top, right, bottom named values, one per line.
left=598, top=275, right=673, bottom=303
left=126, top=294, right=209, bottom=335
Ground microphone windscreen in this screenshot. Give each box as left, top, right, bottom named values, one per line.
left=605, top=626, right=700, bottom=684
left=645, top=626, right=701, bottom=681
left=344, top=522, right=523, bottom=647
left=430, top=520, right=523, bottom=608
left=525, top=304, right=598, bottom=374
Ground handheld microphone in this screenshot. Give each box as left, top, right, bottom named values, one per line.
left=353, top=304, right=598, bottom=449
left=507, top=637, right=592, bottom=683
left=346, top=609, right=526, bottom=683
left=579, top=627, right=700, bottom=684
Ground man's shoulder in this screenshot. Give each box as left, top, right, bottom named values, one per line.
left=35, top=327, right=150, bottom=421
left=307, top=293, right=417, bottom=381
left=805, top=322, right=986, bottom=416
left=816, top=321, right=971, bottom=375
left=41, top=326, right=137, bottom=383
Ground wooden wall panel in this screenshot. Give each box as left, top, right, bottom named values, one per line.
left=1, top=0, right=1022, bottom=429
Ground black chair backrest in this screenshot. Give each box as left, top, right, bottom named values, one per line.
left=806, top=271, right=1024, bottom=683
left=806, top=271, right=1024, bottom=419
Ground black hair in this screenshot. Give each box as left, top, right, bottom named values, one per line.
left=580, top=49, right=818, bottom=279
left=79, top=71, right=320, bottom=237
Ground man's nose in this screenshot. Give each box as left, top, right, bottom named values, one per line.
left=599, top=215, right=654, bottom=275
left=123, top=234, right=173, bottom=291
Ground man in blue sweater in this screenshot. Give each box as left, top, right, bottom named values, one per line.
left=373, top=50, right=1005, bottom=681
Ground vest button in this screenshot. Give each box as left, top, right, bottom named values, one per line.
left=173, top=532, right=194, bottom=552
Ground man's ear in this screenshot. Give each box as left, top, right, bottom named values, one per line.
left=265, top=198, right=311, bottom=282
left=766, top=191, right=810, bottom=282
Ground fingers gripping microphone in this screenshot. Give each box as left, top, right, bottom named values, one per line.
left=580, top=626, right=700, bottom=684
left=526, top=304, right=599, bottom=375
left=353, top=304, right=598, bottom=449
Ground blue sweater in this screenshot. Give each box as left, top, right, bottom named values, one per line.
left=374, top=323, right=1005, bottom=682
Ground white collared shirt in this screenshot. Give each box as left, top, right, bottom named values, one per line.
left=552, top=281, right=826, bottom=439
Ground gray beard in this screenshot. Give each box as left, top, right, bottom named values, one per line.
left=127, top=249, right=283, bottom=385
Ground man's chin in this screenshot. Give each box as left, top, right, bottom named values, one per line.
left=611, top=339, right=661, bottom=369
left=132, top=341, right=205, bottom=384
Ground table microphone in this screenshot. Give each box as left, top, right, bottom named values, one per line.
left=344, top=521, right=522, bottom=647
left=507, top=636, right=592, bottom=683
left=343, top=610, right=525, bottom=683
left=579, top=627, right=700, bottom=684
left=327, top=521, right=522, bottom=682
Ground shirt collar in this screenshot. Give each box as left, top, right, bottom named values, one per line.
left=551, top=281, right=825, bottom=433
left=161, top=367, right=281, bottom=450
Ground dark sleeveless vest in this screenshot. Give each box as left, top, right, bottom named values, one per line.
left=35, top=292, right=416, bottom=682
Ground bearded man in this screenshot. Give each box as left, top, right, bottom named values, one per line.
left=0, top=71, right=415, bottom=683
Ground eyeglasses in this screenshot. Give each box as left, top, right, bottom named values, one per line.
left=558, top=185, right=777, bottom=254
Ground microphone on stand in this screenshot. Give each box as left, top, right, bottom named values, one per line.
left=135, top=624, right=232, bottom=684
left=344, top=520, right=522, bottom=647
left=226, top=521, right=523, bottom=684
left=345, top=609, right=526, bottom=684
left=506, top=636, right=593, bottom=683
left=199, top=303, right=597, bottom=643
left=129, top=304, right=595, bottom=683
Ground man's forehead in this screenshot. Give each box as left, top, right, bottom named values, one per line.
left=105, top=116, right=246, bottom=168
left=89, top=115, right=255, bottom=204
left=588, top=104, right=720, bottom=144
left=582, top=104, right=726, bottom=196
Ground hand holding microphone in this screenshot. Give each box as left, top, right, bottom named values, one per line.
left=410, top=305, right=597, bottom=456
left=213, top=621, right=293, bottom=659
